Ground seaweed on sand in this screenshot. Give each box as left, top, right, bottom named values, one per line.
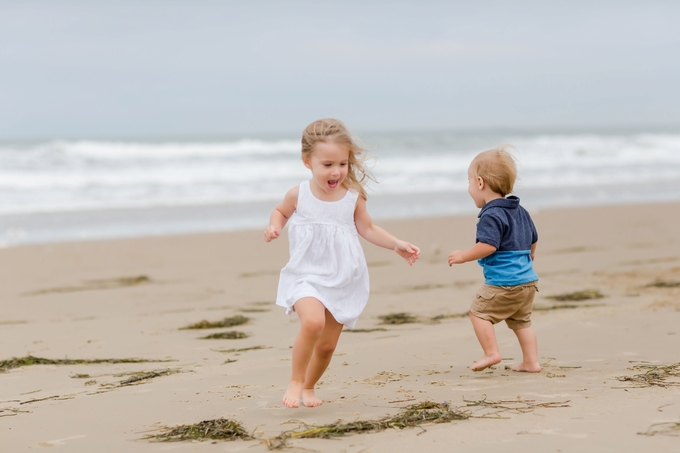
left=279, top=401, right=468, bottom=441
left=24, top=275, right=151, bottom=295
left=0, top=356, right=170, bottom=372
left=645, top=280, right=680, bottom=288
left=344, top=328, right=388, bottom=333
left=212, top=345, right=270, bottom=353
left=114, top=368, right=181, bottom=387
left=533, top=303, right=604, bottom=311
left=180, top=315, right=249, bottom=330
left=378, top=312, right=418, bottom=325
left=147, top=418, right=253, bottom=442
left=200, top=331, right=249, bottom=340
left=430, top=312, right=469, bottom=321
left=639, top=421, right=680, bottom=437
left=616, top=363, right=680, bottom=388
left=463, top=395, right=570, bottom=415
left=545, top=290, right=604, bottom=302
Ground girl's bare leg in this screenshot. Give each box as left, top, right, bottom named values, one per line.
left=511, top=327, right=541, bottom=372
left=301, top=310, right=344, bottom=407
left=469, top=313, right=502, bottom=371
left=283, top=298, right=326, bottom=408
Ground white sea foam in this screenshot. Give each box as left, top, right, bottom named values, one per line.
left=1, top=131, right=680, bottom=216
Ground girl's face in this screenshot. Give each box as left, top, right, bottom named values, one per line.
left=303, top=141, right=350, bottom=198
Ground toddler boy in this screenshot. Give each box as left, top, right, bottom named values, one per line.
left=448, top=147, right=540, bottom=372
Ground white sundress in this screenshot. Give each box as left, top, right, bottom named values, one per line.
left=275, top=180, right=370, bottom=328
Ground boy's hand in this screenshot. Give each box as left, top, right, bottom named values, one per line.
left=394, top=241, right=420, bottom=266
left=448, top=250, right=466, bottom=266
left=264, top=226, right=280, bottom=242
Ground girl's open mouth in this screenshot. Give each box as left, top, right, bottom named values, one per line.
left=328, top=180, right=339, bottom=189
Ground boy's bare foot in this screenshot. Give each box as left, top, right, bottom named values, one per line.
left=509, top=362, right=541, bottom=373
left=301, top=388, right=322, bottom=407
left=282, top=381, right=303, bottom=408
left=471, top=354, right=502, bottom=372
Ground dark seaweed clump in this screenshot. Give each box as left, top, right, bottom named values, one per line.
left=180, top=315, right=249, bottom=330
left=616, top=363, right=680, bottom=388
left=0, top=356, right=169, bottom=372
left=378, top=312, right=418, bottom=325
left=284, top=401, right=468, bottom=439
left=646, top=280, right=680, bottom=288
left=148, top=418, right=253, bottom=442
left=545, top=290, right=604, bottom=302
left=200, top=331, right=249, bottom=340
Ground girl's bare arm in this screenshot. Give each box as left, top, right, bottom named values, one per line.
left=354, top=196, right=420, bottom=265
left=264, top=186, right=298, bottom=242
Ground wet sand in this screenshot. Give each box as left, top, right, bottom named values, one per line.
left=1, top=202, right=679, bottom=451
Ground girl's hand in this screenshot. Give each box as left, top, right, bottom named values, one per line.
left=394, top=241, right=420, bottom=266
left=448, top=250, right=465, bottom=266
left=264, top=226, right=280, bottom=242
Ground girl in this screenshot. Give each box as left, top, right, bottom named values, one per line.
left=264, top=118, right=420, bottom=408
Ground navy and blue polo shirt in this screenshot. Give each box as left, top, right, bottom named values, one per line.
left=476, top=196, right=538, bottom=286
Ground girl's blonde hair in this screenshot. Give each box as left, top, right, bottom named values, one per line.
left=301, top=118, right=374, bottom=199
left=470, top=146, right=517, bottom=196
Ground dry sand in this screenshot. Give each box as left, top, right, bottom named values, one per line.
left=1, top=202, right=679, bottom=452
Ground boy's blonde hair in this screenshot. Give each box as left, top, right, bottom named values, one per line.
left=470, top=146, right=517, bottom=196
left=301, top=118, right=374, bottom=199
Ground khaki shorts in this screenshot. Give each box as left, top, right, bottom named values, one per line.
left=469, top=281, right=538, bottom=330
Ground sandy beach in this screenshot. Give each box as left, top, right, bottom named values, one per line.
left=2, top=201, right=680, bottom=452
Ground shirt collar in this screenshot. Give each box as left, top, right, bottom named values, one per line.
left=478, top=196, right=520, bottom=218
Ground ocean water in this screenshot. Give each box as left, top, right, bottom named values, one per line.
left=1, top=129, right=680, bottom=246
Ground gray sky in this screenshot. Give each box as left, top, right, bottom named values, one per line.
left=1, top=1, right=678, bottom=139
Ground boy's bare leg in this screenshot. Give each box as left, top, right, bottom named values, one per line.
left=511, top=327, right=541, bottom=372
left=469, top=313, right=502, bottom=371
left=301, top=310, right=344, bottom=407
left=283, top=298, right=326, bottom=408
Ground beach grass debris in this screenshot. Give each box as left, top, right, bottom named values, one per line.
left=114, top=368, right=181, bottom=387
left=147, top=418, right=253, bottom=442
left=378, top=312, right=418, bottom=325
left=180, top=315, right=249, bottom=330
left=344, top=328, right=388, bottom=333
left=239, top=308, right=270, bottom=313
left=24, top=275, right=152, bottom=295
left=1, top=407, right=29, bottom=417
left=616, top=363, right=680, bottom=388
left=463, top=396, right=570, bottom=415
left=430, top=312, right=469, bottom=321
left=639, top=421, right=680, bottom=437
left=200, top=331, right=249, bottom=340
left=212, top=345, right=271, bottom=353
left=279, top=401, right=469, bottom=441
left=545, top=290, right=604, bottom=302
left=645, top=280, right=680, bottom=288
left=0, top=356, right=171, bottom=372
left=534, top=303, right=604, bottom=311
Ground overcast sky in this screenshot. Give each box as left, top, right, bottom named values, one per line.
left=1, top=1, right=678, bottom=139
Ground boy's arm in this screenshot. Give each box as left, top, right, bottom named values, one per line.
left=264, top=186, right=298, bottom=242
left=530, top=242, right=537, bottom=261
left=354, top=196, right=420, bottom=265
left=448, top=242, right=497, bottom=266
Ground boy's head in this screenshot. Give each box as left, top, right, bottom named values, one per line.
left=469, top=146, right=517, bottom=197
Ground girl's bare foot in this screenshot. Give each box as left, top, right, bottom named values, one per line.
left=282, top=381, right=303, bottom=408
left=471, top=353, right=502, bottom=371
left=510, top=362, right=541, bottom=373
left=301, top=388, right=323, bottom=407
